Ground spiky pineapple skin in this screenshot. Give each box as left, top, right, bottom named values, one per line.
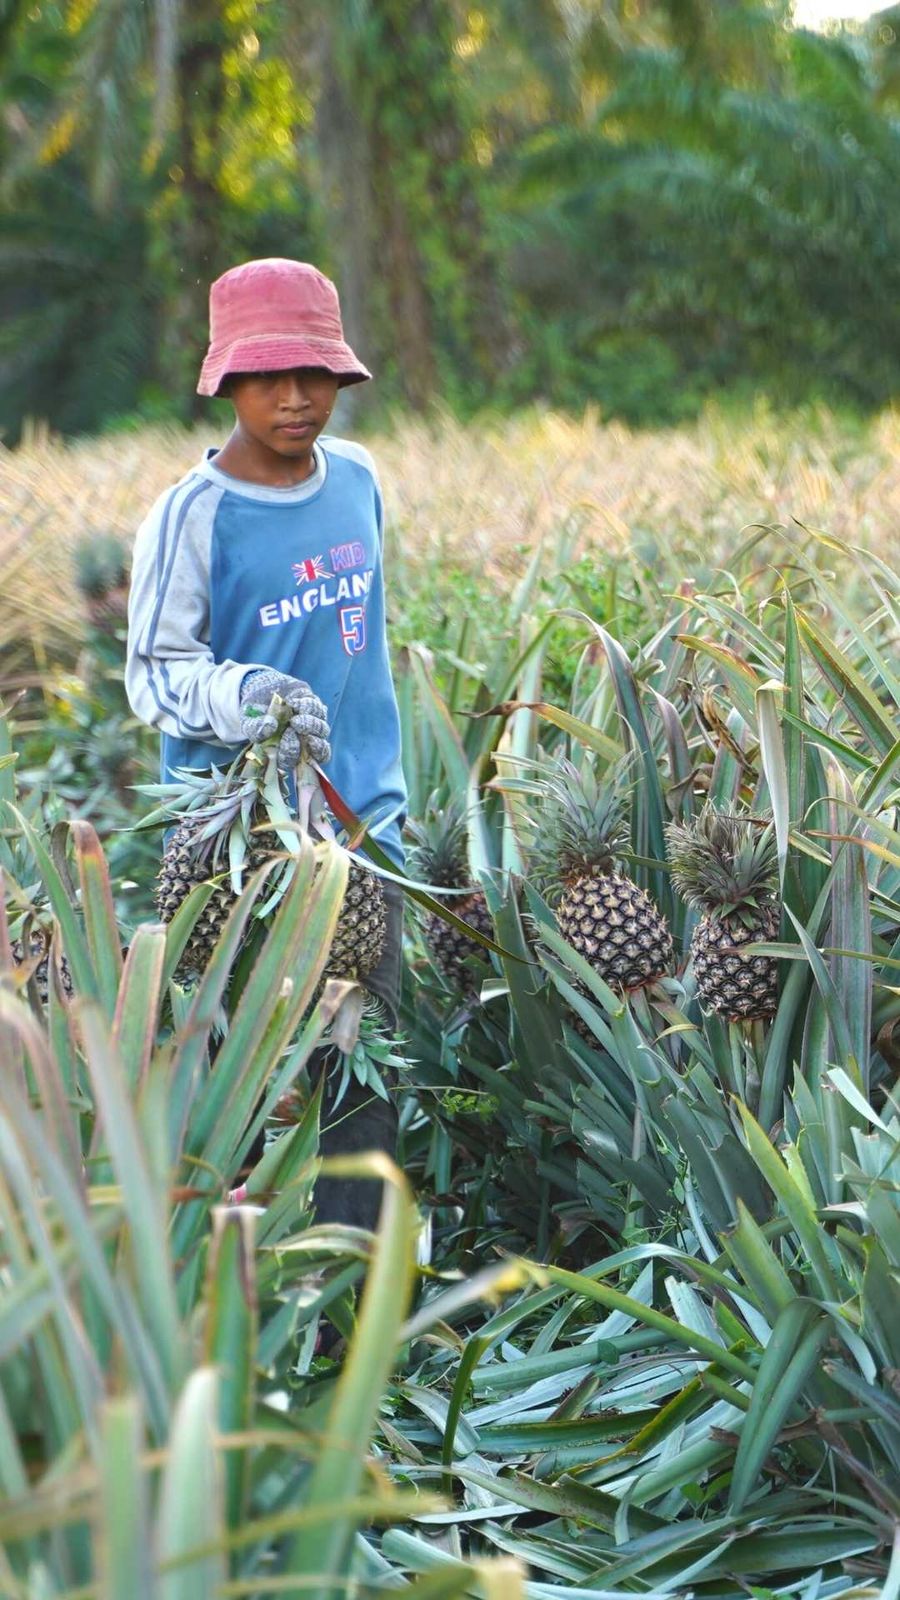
left=155, top=817, right=256, bottom=974
left=156, top=817, right=385, bottom=981
left=327, top=859, right=386, bottom=980
left=11, top=932, right=74, bottom=1004
left=557, top=869, right=672, bottom=990
left=425, top=890, right=493, bottom=991
left=691, top=902, right=779, bottom=1021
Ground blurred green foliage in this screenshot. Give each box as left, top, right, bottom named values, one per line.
left=1, top=0, right=899, bottom=436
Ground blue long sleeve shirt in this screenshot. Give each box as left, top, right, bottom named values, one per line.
left=126, top=436, right=406, bottom=865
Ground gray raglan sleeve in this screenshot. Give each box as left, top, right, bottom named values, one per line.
left=125, top=480, right=264, bottom=744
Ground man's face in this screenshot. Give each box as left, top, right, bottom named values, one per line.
left=227, top=367, right=340, bottom=459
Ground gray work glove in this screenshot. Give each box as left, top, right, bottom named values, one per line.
left=239, top=668, right=331, bottom=769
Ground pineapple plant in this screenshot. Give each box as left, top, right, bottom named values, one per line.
left=1, top=774, right=74, bottom=1006
left=666, top=805, right=780, bottom=1022
left=532, top=760, right=673, bottom=993
left=407, top=799, right=492, bottom=993
left=151, top=701, right=385, bottom=983
left=72, top=533, right=130, bottom=627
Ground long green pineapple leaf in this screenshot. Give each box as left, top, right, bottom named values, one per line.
left=97, top=1397, right=153, bottom=1600
left=185, top=840, right=343, bottom=1180
left=408, top=645, right=471, bottom=795
left=0, top=1066, right=171, bottom=1438
left=0, top=1076, right=103, bottom=1451
left=281, top=1155, right=417, bottom=1598
left=797, top=610, right=897, bottom=757
left=730, top=1297, right=830, bottom=1512
left=204, top=1208, right=256, bottom=1531
left=756, top=683, right=790, bottom=894
left=79, top=1000, right=185, bottom=1397
left=112, top=924, right=166, bottom=1092
left=71, top=820, right=123, bottom=1019
left=825, top=757, right=873, bottom=1102
left=737, top=1102, right=842, bottom=1301
left=156, top=1368, right=226, bottom=1600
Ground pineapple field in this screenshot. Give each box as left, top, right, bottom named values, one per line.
left=1, top=406, right=899, bottom=1599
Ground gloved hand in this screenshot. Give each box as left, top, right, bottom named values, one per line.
left=239, top=669, right=331, bottom=769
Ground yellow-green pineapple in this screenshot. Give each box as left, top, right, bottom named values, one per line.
left=666, top=805, right=780, bottom=1022
left=533, top=760, right=672, bottom=992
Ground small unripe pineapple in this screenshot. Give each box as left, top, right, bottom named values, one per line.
left=667, top=805, right=780, bottom=1023
left=533, top=760, right=672, bottom=993
left=407, top=800, right=492, bottom=993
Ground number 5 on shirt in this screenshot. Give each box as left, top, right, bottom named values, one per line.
left=339, top=605, right=367, bottom=656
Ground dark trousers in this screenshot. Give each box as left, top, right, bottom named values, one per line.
left=244, top=879, right=404, bottom=1233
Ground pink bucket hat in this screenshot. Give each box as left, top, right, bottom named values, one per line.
left=197, top=258, right=371, bottom=396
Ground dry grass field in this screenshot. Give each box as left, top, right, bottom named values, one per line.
left=2, top=402, right=899, bottom=686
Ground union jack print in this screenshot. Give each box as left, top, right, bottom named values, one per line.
left=292, top=554, right=332, bottom=586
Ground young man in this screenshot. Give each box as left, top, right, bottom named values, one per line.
left=126, top=257, right=406, bottom=1228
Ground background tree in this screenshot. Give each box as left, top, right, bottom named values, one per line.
left=290, top=0, right=514, bottom=413
left=486, top=0, right=900, bottom=416
left=0, top=0, right=898, bottom=438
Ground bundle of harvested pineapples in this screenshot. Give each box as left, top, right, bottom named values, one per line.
left=146, top=696, right=387, bottom=995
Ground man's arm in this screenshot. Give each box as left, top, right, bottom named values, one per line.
left=125, top=479, right=258, bottom=745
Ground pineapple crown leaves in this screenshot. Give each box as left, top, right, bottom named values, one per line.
left=133, top=758, right=250, bottom=835
left=154, top=763, right=264, bottom=874
left=145, top=694, right=311, bottom=838
left=139, top=692, right=303, bottom=820
left=326, top=1002, right=410, bottom=1067
left=405, top=793, right=472, bottom=888
left=666, top=804, right=779, bottom=923
left=325, top=1005, right=412, bottom=1110
left=153, top=740, right=314, bottom=902
left=528, top=756, right=633, bottom=901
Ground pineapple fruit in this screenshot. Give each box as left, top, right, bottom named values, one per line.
left=533, top=760, right=672, bottom=993
left=10, top=927, right=73, bottom=1004
left=666, top=805, right=780, bottom=1022
left=407, top=801, right=492, bottom=993
left=153, top=723, right=385, bottom=982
